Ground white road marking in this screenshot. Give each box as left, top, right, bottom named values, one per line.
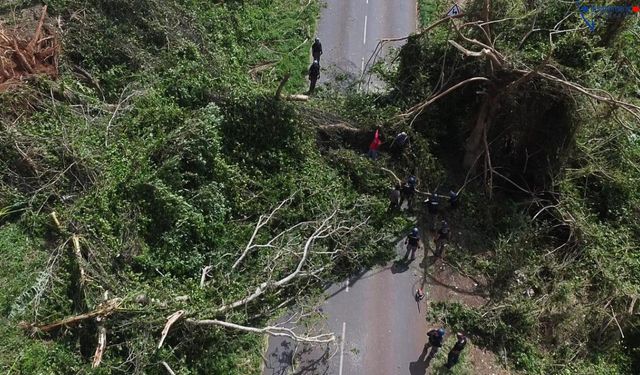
left=339, top=322, right=346, bottom=375
left=363, top=15, right=368, bottom=44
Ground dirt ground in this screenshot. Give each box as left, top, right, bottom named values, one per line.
left=422, top=257, right=510, bottom=374
left=420, top=229, right=510, bottom=375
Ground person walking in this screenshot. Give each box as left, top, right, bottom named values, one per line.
left=389, top=184, right=401, bottom=210
left=404, top=227, right=420, bottom=261
left=435, top=219, right=450, bottom=257
left=312, top=37, right=323, bottom=62
left=445, top=333, right=467, bottom=369
left=308, top=60, right=320, bottom=94
left=424, top=327, right=446, bottom=359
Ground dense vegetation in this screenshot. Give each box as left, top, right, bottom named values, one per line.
left=0, top=0, right=638, bottom=373
left=408, top=1, right=640, bottom=373
left=0, top=0, right=409, bottom=373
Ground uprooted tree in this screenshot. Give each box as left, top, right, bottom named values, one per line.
left=396, top=0, right=639, bottom=197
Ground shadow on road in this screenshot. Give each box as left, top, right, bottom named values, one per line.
left=263, top=341, right=332, bottom=375
left=263, top=341, right=293, bottom=375
left=391, top=258, right=412, bottom=274
left=409, top=348, right=432, bottom=375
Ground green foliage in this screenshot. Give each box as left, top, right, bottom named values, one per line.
left=397, top=0, right=640, bottom=373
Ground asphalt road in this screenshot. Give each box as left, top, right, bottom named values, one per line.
left=263, top=2, right=420, bottom=373
left=263, top=236, right=430, bottom=375
left=315, top=0, right=417, bottom=90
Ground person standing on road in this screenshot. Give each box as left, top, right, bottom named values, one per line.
left=308, top=60, right=320, bottom=94
left=389, top=184, right=401, bottom=210
left=424, top=328, right=446, bottom=359
left=312, top=37, right=323, bottom=62
left=445, top=333, right=467, bottom=369
left=404, top=227, right=421, bottom=261
left=435, top=219, right=450, bottom=257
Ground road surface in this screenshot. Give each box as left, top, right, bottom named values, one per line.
left=263, top=236, right=429, bottom=375
left=315, top=0, right=417, bottom=90
left=263, top=1, right=420, bottom=373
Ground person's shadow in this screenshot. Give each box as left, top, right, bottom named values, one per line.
left=391, top=258, right=411, bottom=274
left=409, top=347, right=433, bottom=375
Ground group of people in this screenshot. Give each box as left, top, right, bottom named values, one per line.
left=368, top=129, right=411, bottom=161
left=425, top=328, right=468, bottom=369
left=392, top=175, right=458, bottom=260
left=308, top=38, right=323, bottom=94
left=378, top=130, right=466, bottom=368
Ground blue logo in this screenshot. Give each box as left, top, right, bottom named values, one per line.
left=576, top=1, right=638, bottom=32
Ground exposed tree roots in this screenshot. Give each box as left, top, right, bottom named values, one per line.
left=0, top=6, right=59, bottom=91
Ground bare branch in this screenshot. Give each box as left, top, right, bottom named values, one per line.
left=398, top=76, right=491, bottom=122
left=92, top=320, right=106, bottom=368
left=72, top=234, right=87, bottom=289
left=274, top=73, right=291, bottom=100
left=161, top=361, right=177, bottom=375
left=534, top=70, right=640, bottom=122
left=232, top=195, right=295, bottom=270
left=216, top=210, right=344, bottom=314
left=186, top=318, right=335, bottom=343
left=20, top=298, right=122, bottom=334
left=158, top=310, right=185, bottom=349
left=448, top=40, right=503, bottom=68
left=200, top=265, right=213, bottom=288
left=92, top=291, right=109, bottom=368
left=105, top=88, right=140, bottom=146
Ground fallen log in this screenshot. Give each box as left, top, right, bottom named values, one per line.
left=19, top=298, right=123, bottom=334
left=284, top=94, right=309, bottom=101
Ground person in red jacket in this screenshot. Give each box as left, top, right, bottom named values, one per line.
left=368, top=129, right=381, bottom=160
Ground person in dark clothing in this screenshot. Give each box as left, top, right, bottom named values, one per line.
left=445, top=333, right=467, bottom=369
left=389, top=184, right=401, bottom=209
left=449, top=190, right=459, bottom=209
left=312, top=38, right=323, bottom=62
left=308, top=60, right=320, bottom=93
left=423, top=195, right=439, bottom=231
left=404, top=227, right=420, bottom=260
left=435, top=220, right=450, bottom=257
left=407, top=175, right=417, bottom=189
left=424, top=328, right=445, bottom=359
left=399, top=175, right=417, bottom=209
left=390, top=131, right=409, bottom=157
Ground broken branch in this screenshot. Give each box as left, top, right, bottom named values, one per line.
left=158, top=310, right=185, bottom=349
left=186, top=318, right=335, bottom=343
left=20, top=298, right=122, bottom=334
